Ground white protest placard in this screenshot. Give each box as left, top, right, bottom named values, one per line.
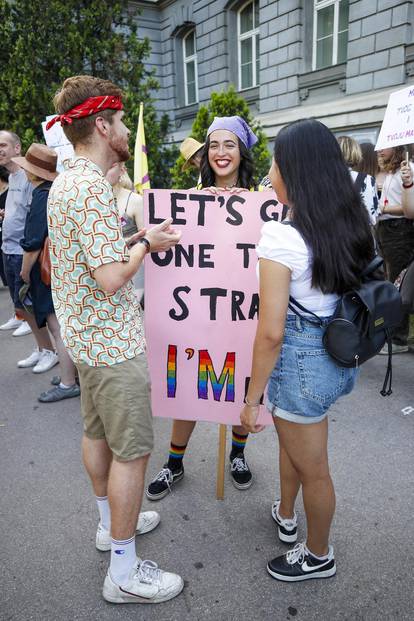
left=42, top=115, right=74, bottom=171
left=375, top=85, right=414, bottom=150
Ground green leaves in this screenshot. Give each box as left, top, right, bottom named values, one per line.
left=0, top=0, right=174, bottom=187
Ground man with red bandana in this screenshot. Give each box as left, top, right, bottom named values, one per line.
left=47, top=76, right=184, bottom=605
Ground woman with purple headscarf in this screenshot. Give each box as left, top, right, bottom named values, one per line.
left=146, top=116, right=259, bottom=501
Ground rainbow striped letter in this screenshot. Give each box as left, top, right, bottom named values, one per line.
left=198, top=350, right=235, bottom=402
left=167, top=345, right=177, bottom=398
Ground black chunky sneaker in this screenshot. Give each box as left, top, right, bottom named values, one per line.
left=229, top=453, right=253, bottom=489
left=267, top=542, right=336, bottom=582
left=271, top=499, right=298, bottom=543
left=145, top=464, right=184, bottom=501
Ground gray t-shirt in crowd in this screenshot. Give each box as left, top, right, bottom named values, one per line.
left=1, top=167, right=33, bottom=255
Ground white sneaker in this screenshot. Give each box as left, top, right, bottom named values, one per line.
left=32, top=349, right=59, bottom=373
left=17, top=348, right=41, bottom=368
left=102, top=558, right=184, bottom=604
left=271, top=500, right=298, bottom=543
left=96, top=511, right=161, bottom=552
left=12, top=321, right=32, bottom=337
left=0, top=316, right=22, bottom=331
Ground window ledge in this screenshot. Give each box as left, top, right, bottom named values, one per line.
left=298, top=63, right=346, bottom=101
left=174, top=103, right=199, bottom=127
left=405, top=44, right=414, bottom=77
left=237, top=85, right=260, bottom=102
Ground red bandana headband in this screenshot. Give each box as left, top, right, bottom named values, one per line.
left=46, top=95, right=123, bottom=130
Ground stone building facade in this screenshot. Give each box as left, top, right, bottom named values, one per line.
left=133, top=0, right=414, bottom=145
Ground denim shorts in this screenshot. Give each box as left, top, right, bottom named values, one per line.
left=266, top=314, right=358, bottom=424
left=3, top=253, right=24, bottom=309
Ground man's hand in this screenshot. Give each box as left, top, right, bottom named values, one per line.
left=125, top=228, right=147, bottom=248
left=146, top=218, right=181, bottom=252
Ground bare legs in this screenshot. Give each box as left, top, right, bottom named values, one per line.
left=46, top=313, right=76, bottom=385
left=171, top=419, right=196, bottom=445
left=19, top=308, right=53, bottom=351
left=274, top=417, right=335, bottom=556
left=170, top=419, right=248, bottom=446
left=82, top=435, right=149, bottom=539
left=278, top=445, right=300, bottom=519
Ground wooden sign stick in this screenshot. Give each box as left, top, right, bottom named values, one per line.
left=216, top=424, right=227, bottom=500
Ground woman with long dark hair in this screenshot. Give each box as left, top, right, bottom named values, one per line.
left=240, top=119, right=375, bottom=582
left=146, top=116, right=258, bottom=500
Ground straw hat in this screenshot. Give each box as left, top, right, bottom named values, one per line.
left=180, top=137, right=204, bottom=171
left=12, top=143, right=58, bottom=181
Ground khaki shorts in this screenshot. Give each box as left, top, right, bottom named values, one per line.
left=77, top=354, right=154, bottom=462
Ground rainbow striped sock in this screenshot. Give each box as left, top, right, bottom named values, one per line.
left=230, top=431, right=248, bottom=459
left=167, top=442, right=187, bottom=471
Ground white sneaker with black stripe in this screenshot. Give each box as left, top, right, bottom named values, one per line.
left=103, top=558, right=184, bottom=604
left=267, top=542, right=336, bottom=582
left=271, top=499, right=297, bottom=543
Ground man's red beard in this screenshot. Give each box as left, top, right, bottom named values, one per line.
left=109, top=134, right=130, bottom=162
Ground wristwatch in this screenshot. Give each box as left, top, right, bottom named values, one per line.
left=138, top=237, right=151, bottom=253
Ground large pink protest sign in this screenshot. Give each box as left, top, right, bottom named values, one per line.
left=144, top=190, right=285, bottom=425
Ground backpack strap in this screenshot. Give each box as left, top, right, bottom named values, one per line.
left=361, top=255, right=384, bottom=277
left=282, top=220, right=324, bottom=325
left=288, top=296, right=324, bottom=326
left=380, top=332, right=393, bottom=396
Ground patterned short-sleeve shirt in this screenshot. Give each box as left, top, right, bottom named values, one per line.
left=47, top=157, right=145, bottom=367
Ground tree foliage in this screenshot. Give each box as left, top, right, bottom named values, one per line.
left=171, top=86, right=271, bottom=189
left=0, top=0, right=177, bottom=187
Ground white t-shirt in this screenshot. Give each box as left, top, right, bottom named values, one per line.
left=256, top=220, right=339, bottom=317
left=378, top=164, right=414, bottom=221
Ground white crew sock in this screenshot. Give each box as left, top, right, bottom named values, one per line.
left=305, top=544, right=330, bottom=561
left=110, top=536, right=137, bottom=585
left=96, top=495, right=111, bottom=530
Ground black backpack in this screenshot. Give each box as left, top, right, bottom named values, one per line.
left=284, top=225, right=403, bottom=395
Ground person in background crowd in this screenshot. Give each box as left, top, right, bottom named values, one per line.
left=241, top=118, right=375, bottom=583
left=337, top=135, right=379, bottom=225
left=0, top=131, right=33, bottom=334
left=401, top=158, right=414, bottom=219
left=356, top=142, right=380, bottom=180
left=377, top=146, right=414, bottom=354
left=146, top=115, right=258, bottom=502
left=106, top=161, right=143, bottom=238
left=0, top=131, right=60, bottom=374
left=106, top=161, right=144, bottom=300
left=14, top=143, right=80, bottom=402
left=47, top=74, right=183, bottom=605
left=0, top=165, right=9, bottom=286
left=180, top=137, right=204, bottom=172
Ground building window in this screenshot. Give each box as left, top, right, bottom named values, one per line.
left=313, top=0, right=349, bottom=70
left=183, top=30, right=198, bottom=105
left=238, top=0, right=259, bottom=90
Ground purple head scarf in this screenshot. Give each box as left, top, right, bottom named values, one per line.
left=207, top=116, right=258, bottom=149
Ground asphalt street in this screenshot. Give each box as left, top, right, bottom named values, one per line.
left=1, top=285, right=413, bottom=621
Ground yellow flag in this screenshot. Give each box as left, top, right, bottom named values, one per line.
left=134, top=102, right=150, bottom=194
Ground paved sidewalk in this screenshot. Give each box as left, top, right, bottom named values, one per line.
left=0, top=286, right=413, bottom=621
